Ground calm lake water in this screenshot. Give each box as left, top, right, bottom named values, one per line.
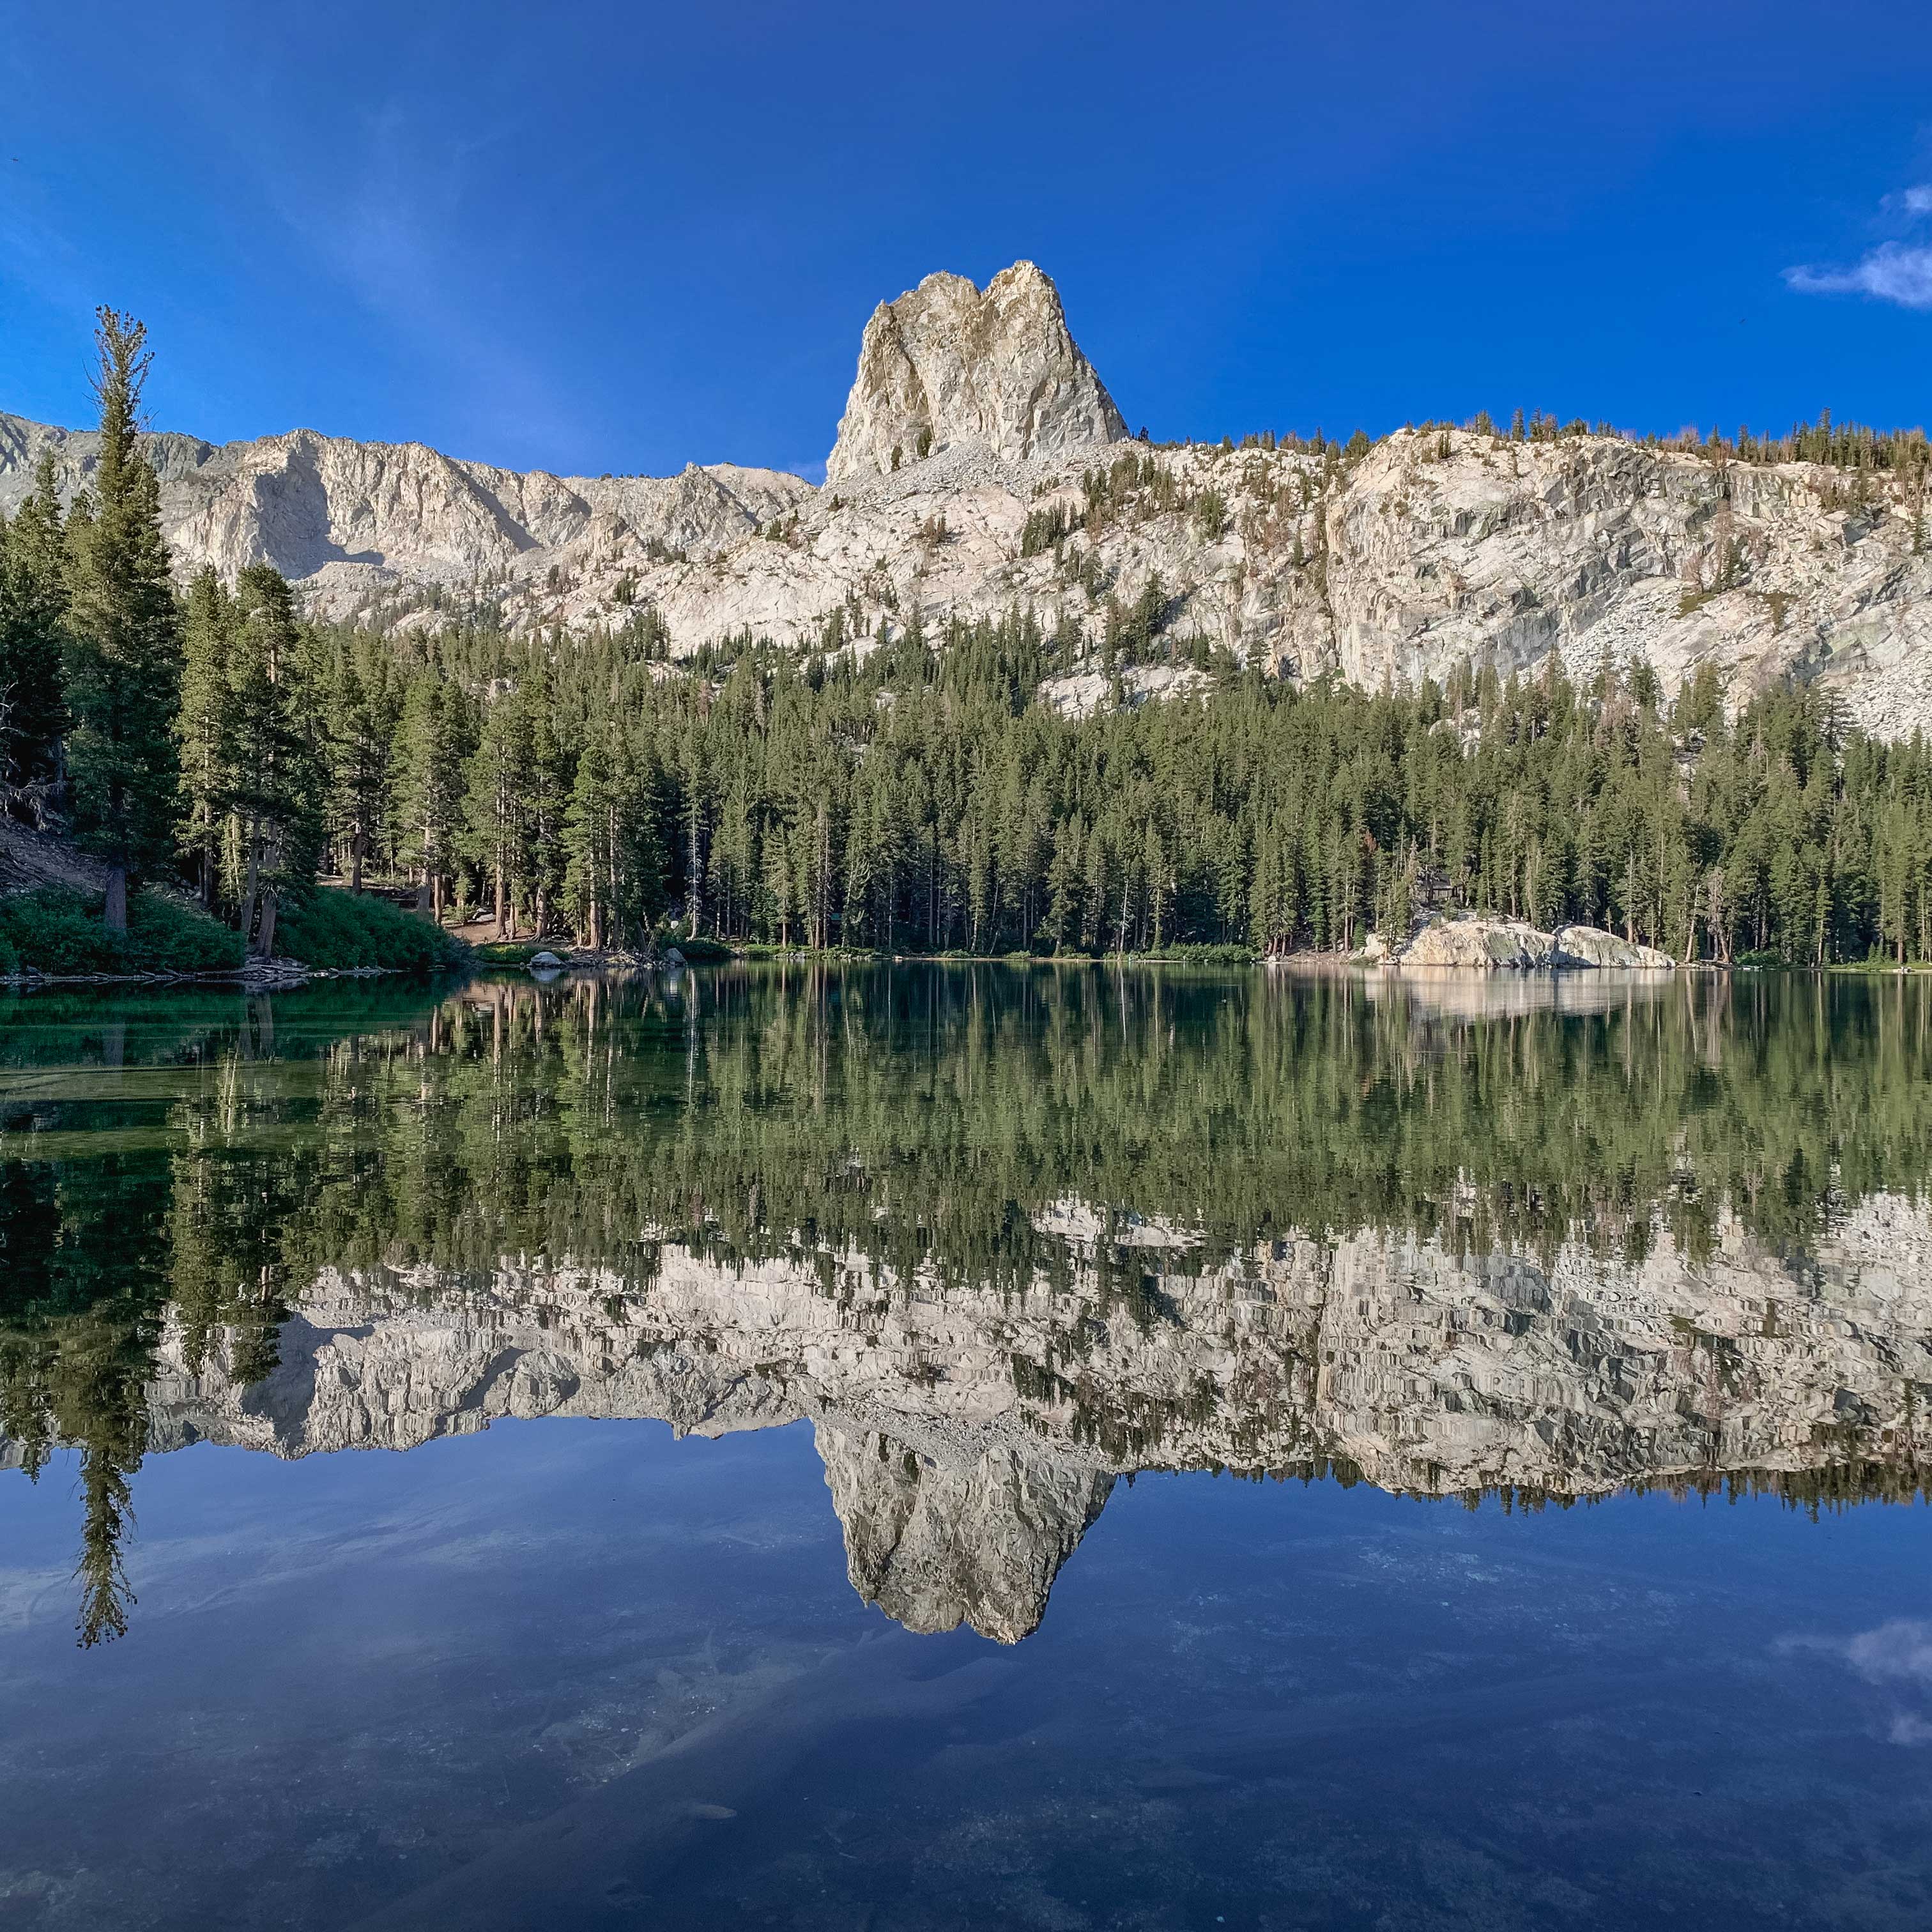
left=1, top=964, right=1929, bottom=1930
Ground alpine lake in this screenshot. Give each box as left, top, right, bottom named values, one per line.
left=1, top=962, right=1929, bottom=1930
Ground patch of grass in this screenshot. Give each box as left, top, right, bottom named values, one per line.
left=275, top=889, right=471, bottom=972
left=473, top=939, right=555, bottom=966
left=0, top=887, right=244, bottom=976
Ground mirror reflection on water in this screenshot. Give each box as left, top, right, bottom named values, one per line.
left=2, top=965, right=1929, bottom=1929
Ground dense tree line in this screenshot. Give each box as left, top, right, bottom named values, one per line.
left=302, top=612, right=1932, bottom=966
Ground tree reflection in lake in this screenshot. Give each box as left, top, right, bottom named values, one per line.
left=3, top=964, right=1930, bottom=1646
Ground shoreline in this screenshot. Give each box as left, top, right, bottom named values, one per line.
left=1, top=962, right=424, bottom=991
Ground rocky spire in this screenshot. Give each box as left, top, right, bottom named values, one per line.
left=824, top=261, right=1129, bottom=485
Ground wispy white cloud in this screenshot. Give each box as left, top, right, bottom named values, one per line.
left=1788, top=183, right=1932, bottom=310
left=1786, top=242, right=1932, bottom=310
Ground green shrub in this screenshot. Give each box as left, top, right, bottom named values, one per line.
left=126, top=893, right=245, bottom=972
left=0, top=887, right=242, bottom=974
left=0, top=889, right=123, bottom=972
left=273, top=889, right=470, bottom=972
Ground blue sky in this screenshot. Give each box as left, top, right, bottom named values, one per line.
left=4, top=1, right=1930, bottom=482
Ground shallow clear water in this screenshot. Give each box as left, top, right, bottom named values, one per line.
left=1, top=965, right=1929, bottom=1929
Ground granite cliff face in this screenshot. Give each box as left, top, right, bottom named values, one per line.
left=5, top=264, right=1931, bottom=735
left=824, top=263, right=1128, bottom=485
left=86, top=1193, right=1932, bottom=1642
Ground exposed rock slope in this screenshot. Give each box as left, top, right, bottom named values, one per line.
left=6, top=263, right=1931, bottom=735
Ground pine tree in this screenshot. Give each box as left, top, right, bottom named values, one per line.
left=62, top=310, right=181, bottom=930
left=0, top=452, right=71, bottom=822
left=562, top=734, right=613, bottom=947
left=225, top=564, right=318, bottom=957
left=518, top=656, right=571, bottom=935
left=324, top=661, right=388, bottom=894
left=464, top=687, right=533, bottom=937
left=174, top=567, right=234, bottom=907
left=562, top=723, right=660, bottom=947
left=390, top=674, right=468, bottom=922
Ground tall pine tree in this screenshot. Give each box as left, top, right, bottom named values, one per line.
left=0, top=452, right=71, bottom=822
left=174, top=566, right=234, bottom=908
left=62, top=312, right=181, bottom=930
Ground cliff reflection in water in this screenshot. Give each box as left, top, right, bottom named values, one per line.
left=3, top=964, right=1930, bottom=1648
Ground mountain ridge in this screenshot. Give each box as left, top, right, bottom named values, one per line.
left=4, top=264, right=1930, bottom=736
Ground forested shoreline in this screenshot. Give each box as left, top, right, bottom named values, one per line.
left=5, top=314, right=1932, bottom=967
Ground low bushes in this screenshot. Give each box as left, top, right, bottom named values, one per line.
left=0, top=884, right=468, bottom=977
left=0, top=888, right=244, bottom=976
left=273, top=888, right=470, bottom=972
left=668, top=933, right=734, bottom=962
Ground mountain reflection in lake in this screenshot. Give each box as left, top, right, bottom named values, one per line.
left=1, top=965, right=1929, bottom=1929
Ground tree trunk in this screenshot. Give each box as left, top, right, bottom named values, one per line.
left=240, top=820, right=262, bottom=948
left=103, top=866, right=128, bottom=933
left=255, top=891, right=279, bottom=962
left=494, top=859, right=507, bottom=939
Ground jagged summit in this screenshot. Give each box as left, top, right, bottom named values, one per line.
left=824, top=261, right=1128, bottom=485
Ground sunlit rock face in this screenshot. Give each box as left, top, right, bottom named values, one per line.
left=824, top=263, right=1128, bottom=485
left=8, top=268, right=1930, bottom=735
left=120, top=1195, right=1932, bottom=1642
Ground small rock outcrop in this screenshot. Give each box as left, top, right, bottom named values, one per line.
left=1399, top=917, right=1556, bottom=969
left=1393, top=916, right=1674, bottom=970
left=1549, top=924, right=1675, bottom=969
left=824, top=263, right=1128, bottom=485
